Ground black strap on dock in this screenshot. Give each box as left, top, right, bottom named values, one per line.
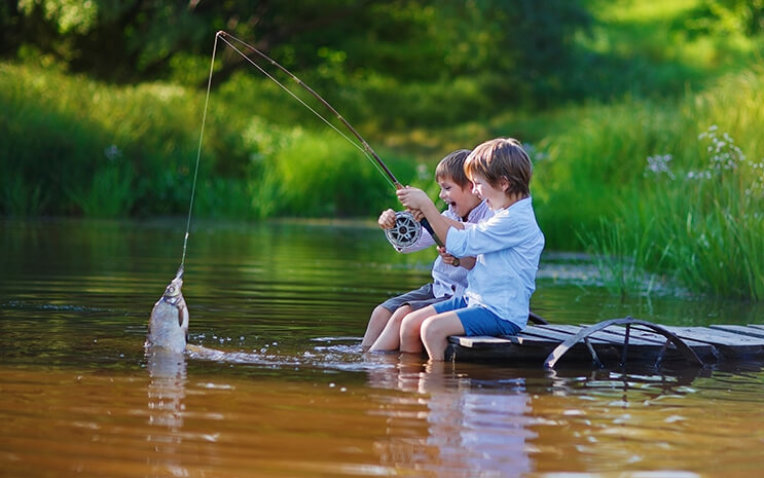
left=543, top=316, right=705, bottom=369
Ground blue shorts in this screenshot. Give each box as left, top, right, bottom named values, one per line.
left=432, top=296, right=521, bottom=337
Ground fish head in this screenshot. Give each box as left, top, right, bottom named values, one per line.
left=162, top=276, right=184, bottom=303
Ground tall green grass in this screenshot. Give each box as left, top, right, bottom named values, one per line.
left=638, top=125, right=764, bottom=300
left=0, top=63, right=415, bottom=219
left=1, top=59, right=762, bottom=299
left=532, top=70, right=764, bottom=300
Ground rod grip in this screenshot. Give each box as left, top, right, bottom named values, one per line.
left=420, top=218, right=444, bottom=248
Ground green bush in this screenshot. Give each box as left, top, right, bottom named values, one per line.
left=262, top=130, right=414, bottom=217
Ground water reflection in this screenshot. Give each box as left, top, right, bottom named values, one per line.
left=360, top=353, right=742, bottom=477
left=366, top=359, right=533, bottom=476
left=145, top=348, right=188, bottom=477
left=3, top=218, right=764, bottom=477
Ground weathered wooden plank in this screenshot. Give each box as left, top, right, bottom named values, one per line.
left=521, top=325, right=612, bottom=345
left=648, top=326, right=764, bottom=357
left=662, top=326, right=764, bottom=345
left=450, top=333, right=566, bottom=348
left=523, top=324, right=681, bottom=366
left=446, top=342, right=553, bottom=362
left=448, top=322, right=764, bottom=365
left=594, top=326, right=717, bottom=361
left=539, top=324, right=670, bottom=347
left=447, top=333, right=561, bottom=362
left=451, top=335, right=513, bottom=348
left=710, top=325, right=764, bottom=340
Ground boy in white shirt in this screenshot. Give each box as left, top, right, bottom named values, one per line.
left=362, top=149, right=492, bottom=352
left=396, top=138, right=545, bottom=361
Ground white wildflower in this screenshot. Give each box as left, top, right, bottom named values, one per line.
left=104, top=144, right=122, bottom=161
left=645, top=154, right=675, bottom=179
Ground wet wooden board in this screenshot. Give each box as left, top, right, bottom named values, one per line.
left=448, top=333, right=557, bottom=362
left=588, top=324, right=717, bottom=360
left=529, top=324, right=713, bottom=365
left=648, top=326, right=764, bottom=357
left=710, top=325, right=764, bottom=339
left=447, top=322, right=764, bottom=366
left=534, top=324, right=672, bottom=347
left=451, top=324, right=664, bottom=365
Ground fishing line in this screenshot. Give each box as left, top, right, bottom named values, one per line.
left=178, top=31, right=220, bottom=276
left=181, top=31, right=443, bottom=254
left=217, top=32, right=397, bottom=189
left=216, top=31, right=446, bottom=250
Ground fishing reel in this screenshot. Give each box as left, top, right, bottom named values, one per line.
left=384, top=211, right=423, bottom=250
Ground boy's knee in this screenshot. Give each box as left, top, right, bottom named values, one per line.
left=389, top=305, right=411, bottom=323
left=420, top=318, right=437, bottom=343
left=399, top=315, right=417, bottom=340
left=370, top=305, right=390, bottom=322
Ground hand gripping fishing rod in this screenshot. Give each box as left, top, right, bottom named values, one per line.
left=216, top=31, right=445, bottom=251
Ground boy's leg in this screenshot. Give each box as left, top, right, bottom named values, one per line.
left=399, top=305, right=437, bottom=354
left=420, top=312, right=465, bottom=361
left=363, top=284, right=434, bottom=350
left=361, top=305, right=393, bottom=350
left=368, top=305, right=411, bottom=352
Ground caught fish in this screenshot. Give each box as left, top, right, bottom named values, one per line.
left=146, top=267, right=189, bottom=354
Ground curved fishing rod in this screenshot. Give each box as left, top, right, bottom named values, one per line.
left=217, top=31, right=400, bottom=188
left=216, top=31, right=444, bottom=249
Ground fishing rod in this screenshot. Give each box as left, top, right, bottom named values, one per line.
left=216, top=31, right=444, bottom=251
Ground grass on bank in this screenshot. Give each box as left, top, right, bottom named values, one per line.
left=0, top=63, right=418, bottom=220
left=2, top=0, right=763, bottom=299
left=2, top=61, right=762, bottom=299
left=527, top=73, right=764, bottom=300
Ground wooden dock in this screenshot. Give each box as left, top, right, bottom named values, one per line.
left=446, top=318, right=764, bottom=369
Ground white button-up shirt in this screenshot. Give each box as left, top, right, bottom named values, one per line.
left=398, top=200, right=492, bottom=298
left=445, top=197, right=544, bottom=329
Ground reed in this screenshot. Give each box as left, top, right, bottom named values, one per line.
left=529, top=69, right=764, bottom=300
left=564, top=121, right=763, bottom=299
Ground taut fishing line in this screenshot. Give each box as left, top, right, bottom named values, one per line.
left=216, top=32, right=396, bottom=189
left=180, top=30, right=443, bottom=263
left=178, top=31, right=219, bottom=276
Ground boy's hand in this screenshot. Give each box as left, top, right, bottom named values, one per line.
left=437, top=246, right=460, bottom=267
left=378, top=209, right=397, bottom=229
left=408, top=209, right=424, bottom=221
left=396, top=186, right=431, bottom=211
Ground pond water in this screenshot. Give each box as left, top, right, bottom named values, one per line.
left=1, top=218, right=762, bottom=477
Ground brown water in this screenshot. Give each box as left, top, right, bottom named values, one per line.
left=1, top=218, right=763, bottom=477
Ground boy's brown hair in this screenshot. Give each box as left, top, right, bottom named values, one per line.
left=435, top=149, right=472, bottom=188
left=464, top=138, right=532, bottom=197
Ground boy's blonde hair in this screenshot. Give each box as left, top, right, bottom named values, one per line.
left=435, top=149, right=471, bottom=188
left=465, top=138, right=532, bottom=197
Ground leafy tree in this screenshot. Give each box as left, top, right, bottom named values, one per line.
left=5, top=1, right=593, bottom=105
left=678, top=0, right=763, bottom=37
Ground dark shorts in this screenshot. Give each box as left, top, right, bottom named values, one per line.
left=381, top=283, right=451, bottom=313
left=432, top=296, right=521, bottom=337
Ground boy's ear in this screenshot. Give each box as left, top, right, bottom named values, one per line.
left=500, top=176, right=511, bottom=192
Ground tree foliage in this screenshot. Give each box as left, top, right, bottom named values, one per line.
left=4, top=1, right=593, bottom=106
